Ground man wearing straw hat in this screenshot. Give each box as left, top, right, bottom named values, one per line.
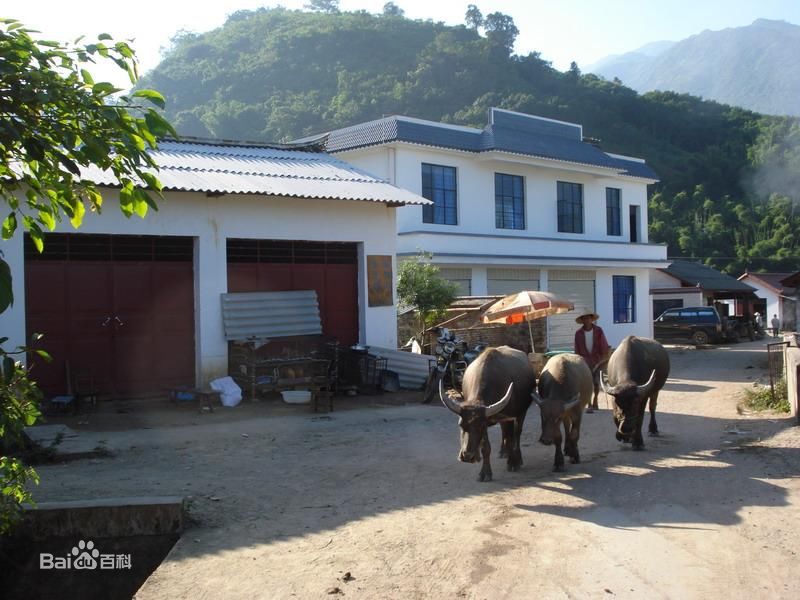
left=574, top=310, right=611, bottom=412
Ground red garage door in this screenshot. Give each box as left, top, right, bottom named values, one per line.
left=25, top=234, right=196, bottom=398
left=227, top=239, right=359, bottom=345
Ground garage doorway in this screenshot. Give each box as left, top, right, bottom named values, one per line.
left=547, top=270, right=596, bottom=351
left=24, top=234, right=196, bottom=398
left=226, top=239, right=359, bottom=345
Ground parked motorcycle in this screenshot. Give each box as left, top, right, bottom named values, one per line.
left=422, top=328, right=486, bottom=404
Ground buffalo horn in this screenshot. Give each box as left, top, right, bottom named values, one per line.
left=636, top=370, right=657, bottom=397
left=486, top=382, right=515, bottom=417
left=530, top=390, right=544, bottom=407
left=439, top=378, right=462, bottom=415
left=599, top=371, right=617, bottom=395
left=562, top=394, right=581, bottom=413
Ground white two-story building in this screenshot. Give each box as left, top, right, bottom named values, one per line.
left=319, top=108, right=669, bottom=349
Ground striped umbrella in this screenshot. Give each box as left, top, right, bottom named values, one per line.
left=481, top=291, right=575, bottom=352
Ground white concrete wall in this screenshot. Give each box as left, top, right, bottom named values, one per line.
left=379, top=145, right=652, bottom=243
left=786, top=347, right=800, bottom=419
left=336, top=143, right=663, bottom=351
left=594, top=267, right=653, bottom=346
left=1, top=190, right=399, bottom=384
left=745, top=279, right=782, bottom=325
left=650, top=269, right=683, bottom=288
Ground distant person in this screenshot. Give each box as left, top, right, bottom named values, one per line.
left=754, top=312, right=763, bottom=331
left=771, top=314, right=781, bottom=337
left=574, top=311, right=611, bottom=412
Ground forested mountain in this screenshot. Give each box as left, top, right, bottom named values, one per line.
left=140, top=6, right=800, bottom=274
left=589, top=19, right=800, bottom=118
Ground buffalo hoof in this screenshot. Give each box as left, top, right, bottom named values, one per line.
left=507, top=462, right=521, bottom=472
left=633, top=444, right=645, bottom=451
left=648, top=430, right=660, bottom=437
left=553, top=464, right=565, bottom=472
left=478, top=470, right=492, bottom=482
left=570, top=455, right=581, bottom=464
left=615, top=432, right=625, bottom=442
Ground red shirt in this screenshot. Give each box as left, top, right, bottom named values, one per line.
left=574, top=325, right=610, bottom=369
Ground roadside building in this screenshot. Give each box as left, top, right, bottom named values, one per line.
left=0, top=139, right=428, bottom=396
left=312, top=108, right=669, bottom=349
left=737, top=272, right=796, bottom=331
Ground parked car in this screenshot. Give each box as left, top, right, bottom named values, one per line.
left=653, top=306, right=724, bottom=346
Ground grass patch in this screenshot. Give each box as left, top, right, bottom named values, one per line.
left=742, top=378, right=790, bottom=413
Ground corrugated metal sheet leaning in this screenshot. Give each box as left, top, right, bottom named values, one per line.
left=221, top=290, right=322, bottom=341
left=370, top=347, right=433, bottom=390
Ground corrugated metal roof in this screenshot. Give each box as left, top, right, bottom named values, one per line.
left=221, top=290, right=322, bottom=341
left=662, top=260, right=756, bottom=293
left=82, top=139, right=430, bottom=205
left=315, top=108, right=659, bottom=180
left=370, top=346, right=433, bottom=390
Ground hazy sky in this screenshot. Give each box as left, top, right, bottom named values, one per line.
left=8, top=0, right=800, bottom=87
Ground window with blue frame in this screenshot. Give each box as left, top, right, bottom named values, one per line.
left=606, top=187, right=621, bottom=236
left=495, top=173, right=525, bottom=230
left=613, top=275, right=636, bottom=323
left=422, top=163, right=458, bottom=225
left=557, top=181, right=583, bottom=233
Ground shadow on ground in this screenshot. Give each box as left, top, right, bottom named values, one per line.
left=28, top=341, right=800, bottom=575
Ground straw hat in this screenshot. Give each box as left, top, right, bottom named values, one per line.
left=575, top=310, right=600, bottom=324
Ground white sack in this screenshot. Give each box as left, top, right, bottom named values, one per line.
left=209, top=376, right=243, bottom=407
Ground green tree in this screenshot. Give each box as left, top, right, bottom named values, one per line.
left=465, top=4, right=484, bottom=29
left=0, top=19, right=171, bottom=534
left=382, top=2, right=404, bottom=17
left=0, top=19, right=174, bottom=252
left=483, top=12, right=518, bottom=54
left=396, top=253, right=458, bottom=343
left=304, top=0, right=340, bottom=13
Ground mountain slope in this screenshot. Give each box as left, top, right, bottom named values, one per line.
left=586, top=40, right=675, bottom=84
left=139, top=8, right=800, bottom=273
left=590, top=19, right=800, bottom=117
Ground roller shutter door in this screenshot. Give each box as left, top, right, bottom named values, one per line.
left=438, top=267, right=472, bottom=296
left=487, top=268, right=540, bottom=296
left=547, top=270, right=595, bottom=351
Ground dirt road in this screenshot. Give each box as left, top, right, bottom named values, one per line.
left=34, top=340, right=800, bottom=599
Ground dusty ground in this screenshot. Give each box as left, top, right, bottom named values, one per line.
left=33, top=340, right=800, bottom=599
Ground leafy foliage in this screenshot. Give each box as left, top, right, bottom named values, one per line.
left=741, top=379, right=790, bottom=413
left=0, top=18, right=175, bottom=251
left=397, top=253, right=458, bottom=341
left=0, top=20, right=171, bottom=534
left=0, top=346, right=44, bottom=534
left=142, top=7, right=800, bottom=272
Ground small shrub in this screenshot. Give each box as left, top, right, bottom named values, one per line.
left=742, top=378, right=790, bottom=413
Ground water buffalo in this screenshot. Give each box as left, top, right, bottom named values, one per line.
left=600, top=336, right=670, bottom=450
left=440, top=346, right=536, bottom=482
left=531, top=354, right=593, bottom=471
